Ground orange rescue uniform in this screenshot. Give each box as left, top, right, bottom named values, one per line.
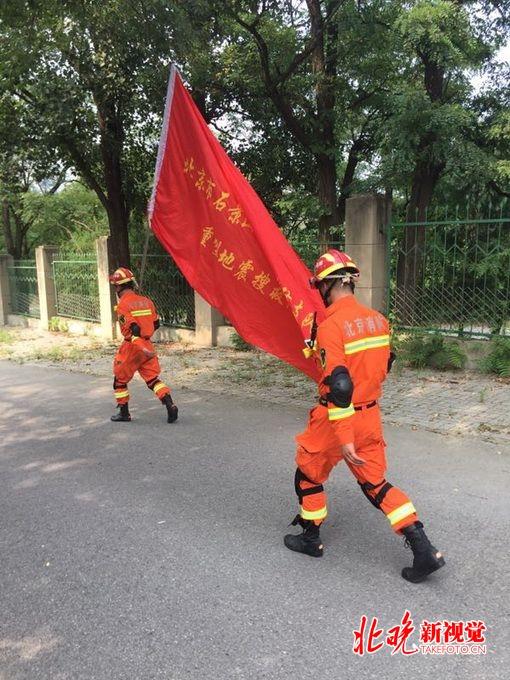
left=112, top=289, right=171, bottom=405
left=295, top=294, right=418, bottom=533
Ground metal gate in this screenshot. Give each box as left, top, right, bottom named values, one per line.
left=132, top=253, right=195, bottom=329
left=52, top=258, right=100, bottom=322
left=7, top=260, right=39, bottom=317
left=387, top=212, right=510, bottom=337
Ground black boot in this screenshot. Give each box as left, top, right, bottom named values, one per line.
left=284, top=515, right=323, bottom=558
left=401, top=521, right=445, bottom=583
left=162, top=394, right=178, bottom=423
left=111, top=403, right=131, bottom=422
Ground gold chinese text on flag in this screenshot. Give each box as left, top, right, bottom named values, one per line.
left=149, top=65, right=324, bottom=381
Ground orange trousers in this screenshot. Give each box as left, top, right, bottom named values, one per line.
left=113, top=340, right=171, bottom=404
left=294, top=404, right=418, bottom=533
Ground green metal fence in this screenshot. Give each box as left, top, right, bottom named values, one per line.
left=291, top=237, right=344, bottom=269
left=52, top=255, right=100, bottom=322
left=7, top=260, right=40, bottom=317
left=387, top=212, right=510, bottom=337
left=132, top=254, right=195, bottom=329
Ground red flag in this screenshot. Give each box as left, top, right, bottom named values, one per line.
left=149, top=66, right=324, bottom=381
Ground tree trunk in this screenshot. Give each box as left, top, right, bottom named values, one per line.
left=12, top=208, right=27, bottom=261
left=236, top=0, right=344, bottom=246
left=396, top=157, right=444, bottom=323
left=307, top=0, right=340, bottom=247
left=2, top=199, right=16, bottom=257
left=97, top=102, right=130, bottom=268
left=338, top=137, right=363, bottom=223
left=106, top=203, right=130, bottom=269
left=317, top=152, right=340, bottom=246
left=395, top=49, right=446, bottom=322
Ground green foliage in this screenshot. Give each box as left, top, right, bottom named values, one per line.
left=22, top=183, right=108, bottom=253
left=396, top=0, right=480, bottom=68
left=0, top=0, right=507, bottom=259
left=230, top=332, right=254, bottom=352
left=0, top=329, right=13, bottom=343
left=480, top=337, right=510, bottom=377
left=0, top=0, right=224, bottom=259
left=398, top=333, right=467, bottom=370
left=48, top=317, right=69, bottom=333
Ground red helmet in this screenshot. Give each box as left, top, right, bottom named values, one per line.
left=109, top=267, right=136, bottom=285
left=310, top=249, right=360, bottom=288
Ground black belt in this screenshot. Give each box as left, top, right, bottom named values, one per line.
left=354, top=400, right=377, bottom=411
left=318, top=397, right=377, bottom=411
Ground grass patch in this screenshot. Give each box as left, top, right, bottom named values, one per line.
left=0, top=329, right=13, bottom=343
left=48, top=317, right=69, bottom=333
left=21, top=344, right=109, bottom=363
left=480, top=337, right=510, bottom=377
left=395, top=332, right=467, bottom=370
left=230, top=332, right=254, bottom=352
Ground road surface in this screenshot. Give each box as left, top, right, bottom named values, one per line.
left=0, top=362, right=508, bottom=679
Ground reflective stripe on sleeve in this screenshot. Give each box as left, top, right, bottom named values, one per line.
left=386, top=502, right=416, bottom=526
left=328, top=404, right=355, bottom=421
left=131, top=309, right=153, bottom=317
left=344, top=334, right=390, bottom=355
left=300, top=506, right=328, bottom=521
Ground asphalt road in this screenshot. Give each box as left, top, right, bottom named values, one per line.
left=1, top=361, right=509, bottom=680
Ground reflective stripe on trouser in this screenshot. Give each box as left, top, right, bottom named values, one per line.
left=295, top=403, right=419, bottom=533
left=115, top=388, right=129, bottom=404
left=296, top=475, right=328, bottom=523
left=146, top=376, right=170, bottom=401
left=385, top=501, right=417, bottom=529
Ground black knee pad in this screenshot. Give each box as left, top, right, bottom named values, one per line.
left=294, top=467, right=324, bottom=504
left=359, top=479, right=393, bottom=509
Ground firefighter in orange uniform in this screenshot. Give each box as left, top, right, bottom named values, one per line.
left=108, top=267, right=178, bottom=424
left=284, top=250, right=445, bottom=583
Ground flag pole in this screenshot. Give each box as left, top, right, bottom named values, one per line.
left=138, top=218, right=151, bottom=292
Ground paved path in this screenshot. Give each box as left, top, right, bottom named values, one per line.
left=381, top=368, right=510, bottom=445
left=0, top=362, right=509, bottom=679
left=3, top=326, right=510, bottom=445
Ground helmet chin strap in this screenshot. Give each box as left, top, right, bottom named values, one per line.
left=320, top=272, right=356, bottom=305
left=320, top=280, right=337, bottom=306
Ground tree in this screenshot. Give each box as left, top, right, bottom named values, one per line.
left=0, top=0, right=507, bottom=267
left=380, top=0, right=506, bottom=294
left=0, top=1, right=187, bottom=265
left=22, top=183, right=108, bottom=254
left=0, top=93, right=66, bottom=258
left=217, top=0, right=398, bottom=243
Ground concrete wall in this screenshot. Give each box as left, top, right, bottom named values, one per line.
left=35, top=246, right=59, bottom=330
left=344, top=193, right=391, bottom=313
left=0, top=254, right=13, bottom=324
